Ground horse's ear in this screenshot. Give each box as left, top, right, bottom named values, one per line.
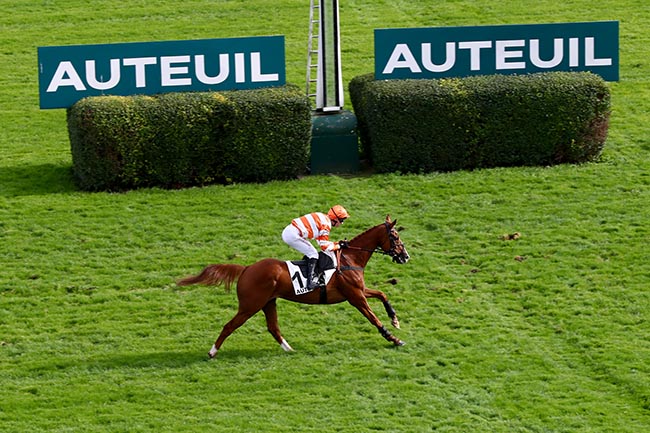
left=386, top=214, right=397, bottom=228
left=385, top=214, right=392, bottom=223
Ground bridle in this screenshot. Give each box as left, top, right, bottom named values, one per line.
left=384, top=222, right=408, bottom=263
left=341, top=222, right=405, bottom=260
left=335, top=221, right=408, bottom=274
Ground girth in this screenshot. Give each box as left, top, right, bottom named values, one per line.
left=319, top=285, right=327, bottom=304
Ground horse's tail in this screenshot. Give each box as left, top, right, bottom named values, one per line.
left=176, top=264, right=246, bottom=291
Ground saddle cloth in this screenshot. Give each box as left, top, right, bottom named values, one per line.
left=286, top=250, right=337, bottom=295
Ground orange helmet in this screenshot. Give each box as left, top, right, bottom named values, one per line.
left=328, top=205, right=349, bottom=222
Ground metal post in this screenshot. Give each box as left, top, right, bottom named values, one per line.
left=308, top=0, right=359, bottom=174
left=316, top=0, right=343, bottom=111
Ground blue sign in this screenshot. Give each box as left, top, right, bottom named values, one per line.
left=375, top=21, right=619, bottom=81
left=38, top=36, right=286, bottom=109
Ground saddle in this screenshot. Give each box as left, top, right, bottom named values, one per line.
left=286, top=251, right=337, bottom=295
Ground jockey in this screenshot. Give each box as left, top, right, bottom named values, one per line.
left=282, top=205, right=349, bottom=290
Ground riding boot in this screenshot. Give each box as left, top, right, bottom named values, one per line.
left=306, top=257, right=319, bottom=290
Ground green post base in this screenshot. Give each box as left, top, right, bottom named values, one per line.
left=310, top=110, right=360, bottom=174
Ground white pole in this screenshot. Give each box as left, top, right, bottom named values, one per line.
left=316, top=0, right=343, bottom=112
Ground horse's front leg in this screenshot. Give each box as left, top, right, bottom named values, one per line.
left=348, top=294, right=405, bottom=347
left=364, top=288, right=400, bottom=329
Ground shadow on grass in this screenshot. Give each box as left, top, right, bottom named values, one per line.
left=0, top=163, right=76, bottom=197
left=25, top=348, right=276, bottom=374
left=84, top=350, right=213, bottom=370
left=22, top=350, right=207, bottom=375
left=92, top=347, right=277, bottom=368
left=212, top=347, right=288, bottom=361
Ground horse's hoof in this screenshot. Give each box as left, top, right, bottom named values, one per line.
left=280, top=338, right=294, bottom=352
left=392, top=318, right=401, bottom=329
left=395, top=340, right=406, bottom=346
left=208, top=344, right=218, bottom=358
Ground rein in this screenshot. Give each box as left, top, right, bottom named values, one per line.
left=344, top=245, right=392, bottom=255
left=335, top=249, right=364, bottom=274
left=343, top=221, right=397, bottom=256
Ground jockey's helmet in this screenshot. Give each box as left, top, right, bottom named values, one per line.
left=328, top=205, right=349, bottom=222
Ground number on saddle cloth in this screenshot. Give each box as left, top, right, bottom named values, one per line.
left=286, top=251, right=337, bottom=295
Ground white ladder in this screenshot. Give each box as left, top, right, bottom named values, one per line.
left=306, top=0, right=320, bottom=106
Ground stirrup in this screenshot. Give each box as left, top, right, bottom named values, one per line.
left=307, top=275, right=321, bottom=289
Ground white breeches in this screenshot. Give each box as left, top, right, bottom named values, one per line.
left=282, top=224, right=318, bottom=259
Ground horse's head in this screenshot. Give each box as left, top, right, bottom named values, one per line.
left=380, top=215, right=410, bottom=264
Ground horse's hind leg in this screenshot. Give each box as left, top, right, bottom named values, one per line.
left=262, top=299, right=293, bottom=352
left=209, top=310, right=256, bottom=358
left=364, top=288, right=400, bottom=329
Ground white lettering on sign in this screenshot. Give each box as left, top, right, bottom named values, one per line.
left=381, top=37, right=613, bottom=75
left=585, top=37, right=612, bottom=66
left=46, top=61, right=86, bottom=92
left=251, top=52, right=279, bottom=82
left=382, top=44, right=422, bottom=74
left=161, top=56, right=192, bottom=86
left=195, top=53, right=229, bottom=84
left=45, top=52, right=280, bottom=93
left=569, top=38, right=579, bottom=67
left=421, top=42, right=455, bottom=72
left=495, top=40, right=526, bottom=70
left=123, top=57, right=157, bottom=87
left=458, top=41, right=493, bottom=70
left=234, top=53, right=246, bottom=83
left=530, top=38, right=563, bottom=68
left=86, top=58, right=121, bottom=90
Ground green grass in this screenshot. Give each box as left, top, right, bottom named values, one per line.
left=1, top=1, right=650, bottom=432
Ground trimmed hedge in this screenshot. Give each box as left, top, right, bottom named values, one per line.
left=349, top=72, right=611, bottom=173
left=67, top=85, right=312, bottom=191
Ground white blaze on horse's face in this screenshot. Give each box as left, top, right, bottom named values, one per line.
left=393, top=245, right=410, bottom=264
left=388, top=226, right=410, bottom=264
left=400, top=246, right=410, bottom=263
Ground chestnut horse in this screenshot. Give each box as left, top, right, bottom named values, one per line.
left=177, top=215, right=410, bottom=358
